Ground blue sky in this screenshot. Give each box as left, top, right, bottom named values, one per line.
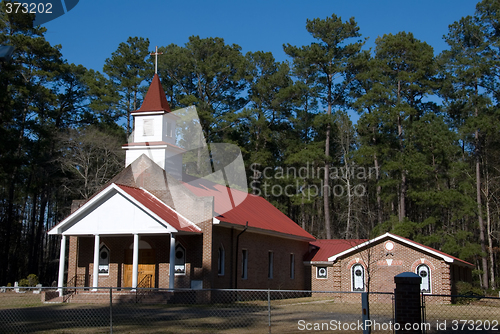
left=39, top=0, right=479, bottom=73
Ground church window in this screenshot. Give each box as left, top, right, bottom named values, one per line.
left=174, top=243, right=186, bottom=275
left=417, top=264, right=431, bottom=293
left=290, top=254, right=295, bottom=279
left=351, top=264, right=365, bottom=291
left=316, top=266, right=327, bottom=279
left=268, top=251, right=274, bottom=279
left=166, top=122, right=172, bottom=137
left=98, top=245, right=110, bottom=275
left=218, top=245, right=225, bottom=276
left=241, top=249, right=248, bottom=279
left=143, top=119, right=154, bottom=136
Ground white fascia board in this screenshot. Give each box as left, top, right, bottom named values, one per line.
left=122, top=145, right=168, bottom=150
left=131, top=111, right=165, bottom=116
left=48, top=183, right=180, bottom=235
left=387, top=233, right=455, bottom=263
left=327, top=232, right=455, bottom=264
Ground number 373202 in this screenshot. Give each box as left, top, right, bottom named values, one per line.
left=4, top=3, right=53, bottom=14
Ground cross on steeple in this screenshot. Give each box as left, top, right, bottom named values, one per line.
left=150, top=46, right=163, bottom=74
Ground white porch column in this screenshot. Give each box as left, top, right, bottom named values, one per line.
left=169, top=233, right=176, bottom=289
left=92, top=234, right=100, bottom=290
left=57, top=235, right=67, bottom=297
left=132, top=234, right=139, bottom=289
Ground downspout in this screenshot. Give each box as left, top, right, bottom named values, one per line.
left=234, top=221, right=248, bottom=290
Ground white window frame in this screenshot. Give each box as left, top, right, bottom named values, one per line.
left=143, top=119, right=154, bottom=136
left=316, top=266, right=328, bottom=279
left=166, top=122, right=172, bottom=138
left=174, top=243, right=186, bottom=276
left=416, top=264, right=431, bottom=293
left=98, top=245, right=110, bottom=276
left=351, top=264, right=365, bottom=292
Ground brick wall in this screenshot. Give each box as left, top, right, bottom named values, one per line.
left=229, top=229, right=310, bottom=290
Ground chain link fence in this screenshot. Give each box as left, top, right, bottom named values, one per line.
left=4, top=288, right=499, bottom=333
left=422, top=294, right=500, bottom=333
left=0, top=287, right=398, bottom=333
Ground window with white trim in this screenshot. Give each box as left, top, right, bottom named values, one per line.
left=218, top=245, right=225, bottom=276
left=351, top=264, right=365, bottom=291
left=143, top=119, right=154, bottom=136
left=98, top=245, right=110, bottom=275
left=241, top=249, right=248, bottom=279
left=166, top=122, right=172, bottom=137
left=316, top=266, right=327, bottom=279
left=268, top=251, right=274, bottom=279
left=174, top=243, right=186, bottom=275
left=417, top=264, right=431, bottom=293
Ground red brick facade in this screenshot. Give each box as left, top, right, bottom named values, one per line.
left=65, top=226, right=311, bottom=290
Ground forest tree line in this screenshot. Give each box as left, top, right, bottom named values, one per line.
left=0, top=0, right=499, bottom=290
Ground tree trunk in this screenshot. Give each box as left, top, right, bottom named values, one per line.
left=475, top=117, right=489, bottom=289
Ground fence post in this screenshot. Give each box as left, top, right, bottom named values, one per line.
left=109, top=287, right=113, bottom=334
left=361, top=292, right=370, bottom=334
left=268, top=289, right=271, bottom=334
left=394, top=272, right=422, bottom=334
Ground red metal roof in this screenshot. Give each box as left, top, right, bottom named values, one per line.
left=135, top=74, right=171, bottom=113
left=116, top=184, right=200, bottom=233
left=182, top=175, right=315, bottom=240
left=305, top=239, right=367, bottom=262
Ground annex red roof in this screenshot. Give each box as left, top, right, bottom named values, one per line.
left=116, top=184, right=200, bottom=233
left=305, top=239, right=367, bottom=262
left=182, top=175, right=315, bottom=240
left=135, top=74, right=171, bottom=113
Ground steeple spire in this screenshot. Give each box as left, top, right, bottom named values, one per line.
left=150, top=46, right=163, bottom=74
left=135, top=74, right=171, bottom=113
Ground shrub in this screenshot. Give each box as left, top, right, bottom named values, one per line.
left=454, top=281, right=484, bottom=304
left=27, top=274, right=39, bottom=286
left=18, top=278, right=29, bottom=287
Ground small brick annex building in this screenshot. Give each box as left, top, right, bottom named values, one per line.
left=305, top=233, right=474, bottom=295
left=48, top=72, right=473, bottom=298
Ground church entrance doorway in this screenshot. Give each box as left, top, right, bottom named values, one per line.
left=124, top=248, right=156, bottom=288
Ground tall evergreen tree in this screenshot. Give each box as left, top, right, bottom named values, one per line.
left=103, top=36, right=150, bottom=137
left=284, top=14, right=364, bottom=238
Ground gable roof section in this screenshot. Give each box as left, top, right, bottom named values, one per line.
left=305, top=239, right=367, bottom=263
left=48, top=183, right=200, bottom=235
left=134, top=74, right=171, bottom=113
left=326, top=233, right=474, bottom=268
left=116, top=184, right=200, bottom=233
left=182, top=175, right=315, bottom=241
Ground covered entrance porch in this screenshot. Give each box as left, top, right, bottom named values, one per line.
left=48, top=183, right=202, bottom=296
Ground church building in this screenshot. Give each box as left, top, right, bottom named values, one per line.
left=48, top=70, right=473, bottom=300
left=48, top=73, right=315, bottom=296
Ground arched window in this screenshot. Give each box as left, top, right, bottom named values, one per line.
left=417, top=264, right=431, bottom=293
left=99, top=245, right=110, bottom=275
left=351, top=264, right=365, bottom=292
left=174, top=243, right=186, bottom=275
left=218, top=244, right=225, bottom=276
